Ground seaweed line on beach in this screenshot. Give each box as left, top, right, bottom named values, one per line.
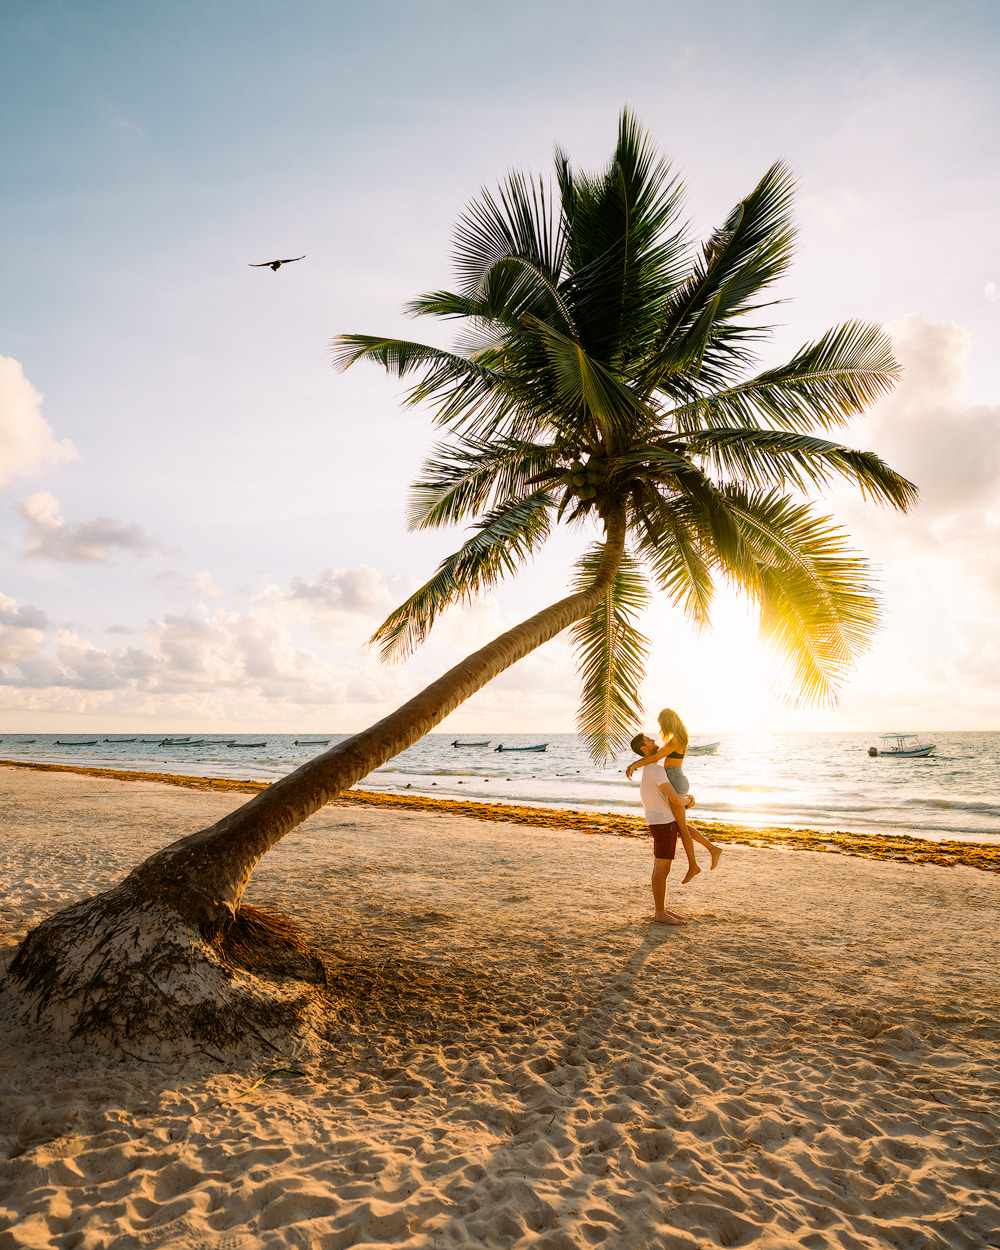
left=1, top=757, right=996, bottom=875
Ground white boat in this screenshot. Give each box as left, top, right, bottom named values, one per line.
left=453, top=740, right=489, bottom=747
left=294, top=739, right=330, bottom=746
left=868, top=733, right=936, bottom=758
left=686, top=741, right=720, bottom=756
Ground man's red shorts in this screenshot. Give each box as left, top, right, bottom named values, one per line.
left=648, top=822, right=678, bottom=860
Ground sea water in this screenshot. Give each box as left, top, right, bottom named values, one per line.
left=3, top=731, right=998, bottom=843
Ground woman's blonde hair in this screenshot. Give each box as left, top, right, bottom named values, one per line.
left=657, top=707, right=688, bottom=753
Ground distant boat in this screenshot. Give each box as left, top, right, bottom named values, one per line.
left=56, top=739, right=98, bottom=746
left=159, top=737, right=191, bottom=744
left=495, top=743, right=548, bottom=752
left=19, top=739, right=36, bottom=744
left=104, top=737, right=137, bottom=743
left=294, top=739, right=330, bottom=746
left=140, top=738, right=163, bottom=743
left=868, top=733, right=936, bottom=758
left=453, top=740, right=489, bottom=747
left=160, top=738, right=206, bottom=746
left=687, top=741, right=720, bottom=756
left=229, top=742, right=266, bottom=748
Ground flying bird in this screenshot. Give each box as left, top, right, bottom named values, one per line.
left=249, top=255, right=306, bottom=271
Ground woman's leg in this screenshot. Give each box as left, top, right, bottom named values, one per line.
left=668, top=797, right=700, bottom=883
left=686, top=819, right=723, bottom=870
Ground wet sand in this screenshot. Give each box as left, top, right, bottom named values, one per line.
left=1, top=767, right=998, bottom=1249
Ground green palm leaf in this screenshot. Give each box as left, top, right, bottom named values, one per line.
left=557, top=110, right=688, bottom=371
left=527, top=316, right=658, bottom=442
left=643, top=161, right=796, bottom=396
left=370, top=490, right=553, bottom=662
left=570, top=545, right=651, bottom=763
left=632, top=493, right=715, bottom=629
left=685, top=427, right=918, bottom=508
left=407, top=437, right=558, bottom=530
left=715, top=486, right=880, bottom=703
left=667, top=321, right=901, bottom=433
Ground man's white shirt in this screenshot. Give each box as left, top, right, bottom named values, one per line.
left=638, top=762, right=674, bottom=823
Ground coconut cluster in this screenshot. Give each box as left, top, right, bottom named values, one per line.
left=562, top=458, right=604, bottom=501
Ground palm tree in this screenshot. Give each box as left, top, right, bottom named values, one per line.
left=6, top=113, right=916, bottom=1050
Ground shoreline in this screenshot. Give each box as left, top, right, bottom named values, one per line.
left=2, top=755, right=997, bottom=874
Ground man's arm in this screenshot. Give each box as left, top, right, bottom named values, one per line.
left=659, top=780, right=694, bottom=807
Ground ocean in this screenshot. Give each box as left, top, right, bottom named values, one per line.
left=3, top=731, right=998, bottom=843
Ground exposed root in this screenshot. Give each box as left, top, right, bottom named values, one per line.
left=2, top=884, right=329, bottom=1057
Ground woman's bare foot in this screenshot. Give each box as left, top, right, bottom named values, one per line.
left=682, top=863, right=701, bottom=885
left=709, top=845, right=723, bottom=870
left=653, top=911, right=686, bottom=925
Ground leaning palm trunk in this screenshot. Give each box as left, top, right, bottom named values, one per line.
left=4, top=513, right=626, bottom=1052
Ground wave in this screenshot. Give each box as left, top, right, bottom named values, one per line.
left=903, top=797, right=1000, bottom=815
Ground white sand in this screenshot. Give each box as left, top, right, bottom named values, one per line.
left=1, top=768, right=998, bottom=1249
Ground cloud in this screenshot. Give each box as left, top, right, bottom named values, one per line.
left=855, top=315, right=1000, bottom=519
left=0, top=594, right=48, bottom=663
left=19, top=491, right=161, bottom=562
left=0, top=356, right=76, bottom=488
left=0, top=590, right=399, bottom=717
left=286, top=566, right=394, bottom=614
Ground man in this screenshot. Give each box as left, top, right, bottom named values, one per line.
left=631, top=733, right=721, bottom=925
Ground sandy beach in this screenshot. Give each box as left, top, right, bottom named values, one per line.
left=1, top=768, right=998, bottom=1249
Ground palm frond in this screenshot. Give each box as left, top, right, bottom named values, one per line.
left=450, top=171, right=567, bottom=301
left=715, top=486, right=881, bottom=704
left=557, top=110, right=689, bottom=371
left=617, top=445, right=745, bottom=564
left=666, top=321, right=901, bottom=434
left=407, top=438, right=558, bottom=530
left=685, top=426, right=918, bottom=508
left=570, top=545, right=651, bottom=763
left=631, top=492, right=715, bottom=629
left=642, top=161, right=796, bottom=394
left=407, top=254, right=577, bottom=336
left=370, top=490, right=553, bottom=662
left=527, top=316, right=658, bottom=441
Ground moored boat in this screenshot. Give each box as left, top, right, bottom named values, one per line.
left=229, top=742, right=266, bottom=748
left=495, top=743, right=548, bottom=752
left=453, top=740, right=489, bottom=747
left=686, top=741, right=720, bottom=756
left=294, top=739, right=330, bottom=746
left=55, top=740, right=99, bottom=746
left=868, top=733, right=936, bottom=758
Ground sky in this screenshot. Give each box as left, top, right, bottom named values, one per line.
left=1, top=0, right=998, bottom=735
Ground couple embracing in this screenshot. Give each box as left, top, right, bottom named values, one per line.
left=627, top=708, right=723, bottom=927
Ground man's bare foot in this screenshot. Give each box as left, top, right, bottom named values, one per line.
left=682, top=863, right=701, bottom=885
left=653, top=911, right=686, bottom=925
left=709, top=845, right=723, bottom=870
